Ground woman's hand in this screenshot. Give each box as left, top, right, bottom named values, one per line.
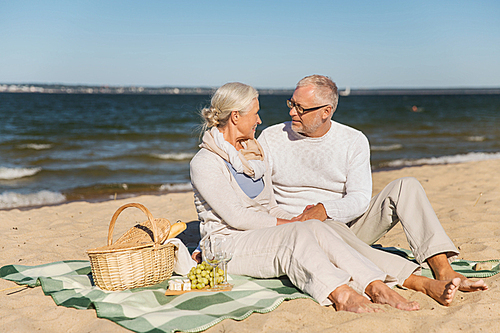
left=276, top=218, right=292, bottom=225
left=276, top=214, right=303, bottom=225
left=276, top=203, right=328, bottom=225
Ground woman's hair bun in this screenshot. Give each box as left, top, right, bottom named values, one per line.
left=199, top=82, right=259, bottom=132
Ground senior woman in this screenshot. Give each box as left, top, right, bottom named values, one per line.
left=190, top=82, right=460, bottom=313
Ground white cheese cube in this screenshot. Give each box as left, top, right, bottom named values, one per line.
left=182, top=280, right=191, bottom=291
left=168, top=279, right=182, bottom=291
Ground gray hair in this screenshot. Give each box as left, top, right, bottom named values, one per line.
left=201, top=82, right=259, bottom=132
left=296, top=75, right=339, bottom=112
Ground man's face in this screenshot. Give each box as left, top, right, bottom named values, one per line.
left=289, top=85, right=328, bottom=137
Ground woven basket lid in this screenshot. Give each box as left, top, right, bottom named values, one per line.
left=86, top=203, right=172, bottom=255
left=87, top=241, right=173, bottom=255
left=114, top=218, right=171, bottom=245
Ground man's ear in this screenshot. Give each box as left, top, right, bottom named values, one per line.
left=322, top=105, right=333, bottom=120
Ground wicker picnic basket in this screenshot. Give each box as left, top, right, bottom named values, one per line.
left=87, top=203, right=175, bottom=291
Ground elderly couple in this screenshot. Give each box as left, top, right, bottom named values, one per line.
left=190, top=75, right=487, bottom=313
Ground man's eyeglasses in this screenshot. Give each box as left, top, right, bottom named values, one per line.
left=286, top=99, right=330, bottom=115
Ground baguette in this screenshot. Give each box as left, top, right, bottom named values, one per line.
left=167, top=221, right=187, bottom=239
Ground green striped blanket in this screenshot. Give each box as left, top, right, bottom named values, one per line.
left=1, top=254, right=499, bottom=333
left=0, top=260, right=311, bottom=333
left=371, top=246, right=500, bottom=279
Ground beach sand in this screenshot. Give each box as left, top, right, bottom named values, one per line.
left=1, top=159, right=499, bottom=332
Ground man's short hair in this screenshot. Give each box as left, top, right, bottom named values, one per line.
left=296, top=75, right=339, bottom=112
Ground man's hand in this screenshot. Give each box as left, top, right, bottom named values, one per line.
left=299, top=203, right=328, bottom=222
left=191, top=250, right=202, bottom=264
left=276, top=205, right=327, bottom=225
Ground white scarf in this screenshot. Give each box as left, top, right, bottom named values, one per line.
left=200, top=127, right=266, bottom=180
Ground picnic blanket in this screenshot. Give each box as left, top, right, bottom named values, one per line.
left=372, top=246, right=500, bottom=279
left=2, top=254, right=499, bottom=333
left=0, top=260, right=311, bottom=333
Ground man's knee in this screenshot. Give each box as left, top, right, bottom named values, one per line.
left=391, top=176, right=418, bottom=186
left=400, top=176, right=419, bottom=184
left=398, top=176, right=426, bottom=194
left=386, top=177, right=422, bottom=193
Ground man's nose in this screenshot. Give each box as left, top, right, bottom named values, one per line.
left=257, top=114, right=262, bottom=124
left=289, top=106, right=298, bottom=117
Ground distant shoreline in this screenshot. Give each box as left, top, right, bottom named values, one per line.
left=1, top=83, right=500, bottom=95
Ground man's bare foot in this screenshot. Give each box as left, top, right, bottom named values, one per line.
left=404, top=275, right=460, bottom=306
left=436, top=271, right=488, bottom=292
left=328, top=284, right=382, bottom=313
left=365, top=280, right=420, bottom=311
left=427, top=253, right=488, bottom=292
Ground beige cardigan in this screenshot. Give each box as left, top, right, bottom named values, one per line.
left=190, top=148, right=295, bottom=239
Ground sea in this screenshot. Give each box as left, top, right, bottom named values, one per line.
left=1, top=92, right=499, bottom=210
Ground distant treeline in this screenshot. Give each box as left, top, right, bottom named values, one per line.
left=1, top=83, right=499, bottom=96
left=351, top=88, right=500, bottom=95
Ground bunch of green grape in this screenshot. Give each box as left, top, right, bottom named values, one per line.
left=188, top=262, right=225, bottom=289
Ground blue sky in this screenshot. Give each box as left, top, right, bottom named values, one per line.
left=1, top=0, right=499, bottom=89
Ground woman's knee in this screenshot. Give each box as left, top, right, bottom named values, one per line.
left=300, top=220, right=346, bottom=242
left=280, top=221, right=322, bottom=241
left=300, top=219, right=337, bottom=234
left=302, top=219, right=324, bottom=227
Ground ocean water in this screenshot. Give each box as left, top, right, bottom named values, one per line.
left=1, top=92, right=499, bottom=209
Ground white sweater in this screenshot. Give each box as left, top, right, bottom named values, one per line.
left=190, top=148, right=294, bottom=239
left=258, top=121, right=372, bottom=223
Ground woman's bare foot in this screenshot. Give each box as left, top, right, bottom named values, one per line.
left=328, top=284, right=382, bottom=313
left=365, top=280, right=420, bottom=311
left=428, top=278, right=461, bottom=306
left=404, top=275, right=460, bottom=306
left=427, top=254, right=488, bottom=292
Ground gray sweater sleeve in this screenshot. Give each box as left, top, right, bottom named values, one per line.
left=190, top=150, right=279, bottom=230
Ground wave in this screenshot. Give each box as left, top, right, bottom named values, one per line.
left=0, top=190, right=66, bottom=209
left=466, top=136, right=486, bottom=142
left=159, top=183, right=192, bottom=192
left=384, top=152, right=500, bottom=168
left=0, top=167, right=42, bottom=180
left=371, top=144, right=403, bottom=151
left=151, top=153, right=195, bottom=161
left=17, top=143, right=53, bottom=150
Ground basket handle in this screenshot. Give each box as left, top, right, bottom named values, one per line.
left=107, top=203, right=161, bottom=246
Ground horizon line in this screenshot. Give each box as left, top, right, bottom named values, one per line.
left=2, top=82, right=500, bottom=90
left=2, top=83, right=500, bottom=96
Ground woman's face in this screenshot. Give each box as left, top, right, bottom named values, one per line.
left=237, top=98, right=261, bottom=140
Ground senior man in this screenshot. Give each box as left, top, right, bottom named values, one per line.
left=258, top=74, right=487, bottom=292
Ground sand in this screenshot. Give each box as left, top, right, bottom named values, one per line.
left=1, top=159, right=500, bottom=333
